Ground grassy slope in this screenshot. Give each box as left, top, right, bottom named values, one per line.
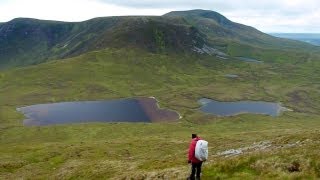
left=1, top=48, right=320, bottom=179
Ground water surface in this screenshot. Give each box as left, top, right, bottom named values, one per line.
left=199, top=98, right=287, bottom=117
left=17, top=97, right=179, bottom=126
left=225, top=74, right=239, bottom=78
left=236, top=57, right=263, bottom=63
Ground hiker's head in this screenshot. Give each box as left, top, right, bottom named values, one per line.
left=192, top=134, right=197, bottom=139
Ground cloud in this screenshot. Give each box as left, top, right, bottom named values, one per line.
left=0, top=0, right=319, bottom=32
left=97, top=0, right=319, bottom=13
left=0, top=0, right=170, bottom=22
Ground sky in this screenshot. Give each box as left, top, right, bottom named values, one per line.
left=0, top=0, right=319, bottom=33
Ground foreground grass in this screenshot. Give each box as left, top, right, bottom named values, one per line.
left=1, top=48, right=320, bottom=179
left=1, top=115, right=320, bottom=179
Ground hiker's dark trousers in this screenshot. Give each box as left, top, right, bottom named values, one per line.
left=190, top=162, right=203, bottom=180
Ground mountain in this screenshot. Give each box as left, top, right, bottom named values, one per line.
left=0, top=16, right=206, bottom=68
left=0, top=10, right=318, bottom=68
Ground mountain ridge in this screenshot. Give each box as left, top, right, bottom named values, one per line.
left=0, top=9, right=318, bottom=69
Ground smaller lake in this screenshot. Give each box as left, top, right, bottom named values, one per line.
left=198, top=98, right=288, bottom=117
left=217, top=56, right=229, bottom=60
left=236, top=57, right=263, bottom=63
left=17, top=97, right=179, bottom=126
left=225, top=74, right=239, bottom=78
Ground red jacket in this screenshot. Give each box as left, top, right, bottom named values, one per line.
left=188, top=137, right=202, bottom=163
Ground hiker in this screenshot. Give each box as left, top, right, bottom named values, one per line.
left=188, top=133, right=204, bottom=180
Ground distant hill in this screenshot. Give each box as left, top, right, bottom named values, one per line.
left=0, top=10, right=318, bottom=69
left=271, top=33, right=320, bottom=46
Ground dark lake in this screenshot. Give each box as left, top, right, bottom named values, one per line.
left=198, top=98, right=287, bottom=117
left=225, top=74, right=239, bottom=78
left=17, top=97, right=179, bottom=126
left=236, top=57, right=263, bottom=63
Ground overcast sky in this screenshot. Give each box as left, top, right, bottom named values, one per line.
left=0, top=0, right=319, bottom=33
